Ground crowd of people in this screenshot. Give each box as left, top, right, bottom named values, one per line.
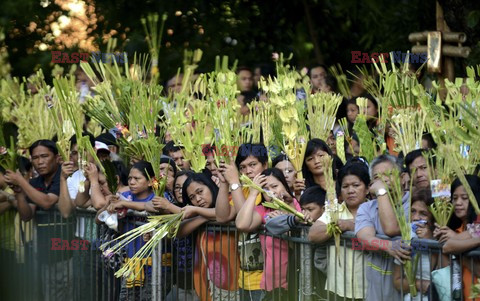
left=0, top=59, right=480, bottom=301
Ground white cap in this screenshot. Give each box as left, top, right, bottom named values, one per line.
left=95, top=141, right=110, bottom=153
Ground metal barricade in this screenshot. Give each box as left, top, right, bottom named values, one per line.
left=1, top=208, right=479, bottom=301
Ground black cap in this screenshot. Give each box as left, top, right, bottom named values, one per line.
left=96, top=133, right=117, bottom=147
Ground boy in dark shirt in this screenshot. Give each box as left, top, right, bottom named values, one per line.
left=265, top=186, right=326, bottom=300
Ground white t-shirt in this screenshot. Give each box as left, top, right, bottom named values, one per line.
left=67, top=170, right=86, bottom=199
left=67, top=170, right=87, bottom=238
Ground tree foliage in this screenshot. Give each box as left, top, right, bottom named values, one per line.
left=1, top=0, right=478, bottom=81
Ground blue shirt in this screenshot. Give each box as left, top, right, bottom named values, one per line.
left=354, top=192, right=410, bottom=301
left=121, top=191, right=155, bottom=258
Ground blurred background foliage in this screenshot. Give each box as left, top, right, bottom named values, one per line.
left=0, top=0, right=479, bottom=82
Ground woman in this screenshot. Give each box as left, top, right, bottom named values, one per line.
left=296, top=139, right=343, bottom=197
left=147, top=170, right=193, bottom=214
left=308, top=162, right=370, bottom=300
left=434, top=175, right=480, bottom=300
left=362, top=93, right=379, bottom=131
left=160, top=155, right=177, bottom=202
left=107, top=160, right=156, bottom=301
left=296, top=139, right=332, bottom=194
left=178, top=172, right=239, bottom=301
left=236, top=168, right=302, bottom=300
left=174, top=170, right=195, bottom=206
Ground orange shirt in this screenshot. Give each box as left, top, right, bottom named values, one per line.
left=194, top=230, right=239, bottom=300
left=386, top=136, right=398, bottom=156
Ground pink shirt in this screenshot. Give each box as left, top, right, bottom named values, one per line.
left=255, top=199, right=301, bottom=291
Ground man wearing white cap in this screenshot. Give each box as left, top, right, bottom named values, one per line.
left=95, top=141, right=111, bottom=161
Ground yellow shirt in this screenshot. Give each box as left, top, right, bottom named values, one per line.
left=319, top=202, right=367, bottom=299
left=236, top=187, right=263, bottom=290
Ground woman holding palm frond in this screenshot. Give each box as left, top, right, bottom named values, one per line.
left=435, top=176, right=480, bottom=301
left=308, top=162, right=370, bottom=300
left=106, top=160, right=156, bottom=301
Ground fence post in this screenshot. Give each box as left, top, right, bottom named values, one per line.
left=300, top=227, right=312, bottom=301
left=152, top=236, right=162, bottom=301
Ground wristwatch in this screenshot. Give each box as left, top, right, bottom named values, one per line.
left=376, top=188, right=387, bottom=197
left=230, top=183, right=242, bottom=191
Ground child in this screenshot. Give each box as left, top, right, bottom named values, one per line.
left=346, top=98, right=360, bottom=125
left=271, top=154, right=297, bottom=193
left=236, top=168, right=302, bottom=300
left=393, top=189, right=439, bottom=301
left=264, top=186, right=327, bottom=300
left=264, top=185, right=325, bottom=235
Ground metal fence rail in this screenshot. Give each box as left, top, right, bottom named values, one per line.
left=0, top=208, right=479, bottom=301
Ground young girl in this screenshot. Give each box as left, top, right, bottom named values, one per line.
left=160, top=155, right=177, bottom=202
left=271, top=154, right=296, bottom=193
left=107, top=160, right=156, bottom=301
left=236, top=168, right=301, bottom=300
left=346, top=98, right=360, bottom=125
left=178, top=172, right=239, bottom=301
left=393, top=189, right=439, bottom=301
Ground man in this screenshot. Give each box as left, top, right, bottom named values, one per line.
left=355, top=155, right=411, bottom=301
left=163, top=141, right=191, bottom=171
left=404, top=149, right=432, bottom=190
left=58, top=134, right=107, bottom=218
left=4, top=139, right=73, bottom=301
left=97, top=132, right=121, bottom=161
left=95, top=141, right=111, bottom=162
left=237, top=90, right=257, bottom=117
left=253, top=63, right=276, bottom=90
left=309, top=64, right=328, bottom=93
left=74, top=68, right=94, bottom=103
left=166, top=73, right=184, bottom=94
left=237, top=67, right=254, bottom=92
left=5, top=140, right=61, bottom=218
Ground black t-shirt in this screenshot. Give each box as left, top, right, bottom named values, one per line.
left=28, top=166, right=75, bottom=263
left=27, top=165, right=61, bottom=205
